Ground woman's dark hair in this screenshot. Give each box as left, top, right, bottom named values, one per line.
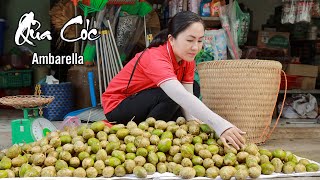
left=148, top=11, right=205, bottom=48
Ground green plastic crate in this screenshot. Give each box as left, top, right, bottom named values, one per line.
left=0, top=69, right=33, bottom=88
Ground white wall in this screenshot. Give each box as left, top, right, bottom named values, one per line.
left=238, top=0, right=282, bottom=30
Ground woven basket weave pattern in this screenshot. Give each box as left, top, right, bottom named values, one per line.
left=197, top=60, right=282, bottom=144
left=0, top=95, right=54, bottom=109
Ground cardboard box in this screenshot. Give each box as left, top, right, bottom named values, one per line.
left=257, top=31, right=290, bottom=49
left=300, top=77, right=316, bottom=90
left=283, top=64, right=318, bottom=77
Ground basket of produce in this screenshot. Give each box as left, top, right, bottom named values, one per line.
left=197, top=60, right=283, bottom=144
left=0, top=95, right=54, bottom=109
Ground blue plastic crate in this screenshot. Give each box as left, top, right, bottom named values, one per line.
left=41, top=82, right=74, bottom=120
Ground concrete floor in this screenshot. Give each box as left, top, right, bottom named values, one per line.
left=0, top=109, right=319, bottom=179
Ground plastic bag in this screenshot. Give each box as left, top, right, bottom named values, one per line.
left=296, top=0, right=312, bottom=23
left=200, top=0, right=212, bottom=17
left=281, top=0, right=296, bottom=24
left=203, top=29, right=228, bottom=60
left=219, top=0, right=241, bottom=59
left=279, top=94, right=318, bottom=119
left=234, top=0, right=250, bottom=46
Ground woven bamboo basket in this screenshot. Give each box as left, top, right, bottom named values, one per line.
left=197, top=60, right=283, bottom=144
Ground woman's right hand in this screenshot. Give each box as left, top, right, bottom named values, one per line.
left=220, top=127, right=246, bottom=150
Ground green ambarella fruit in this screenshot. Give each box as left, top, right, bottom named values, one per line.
left=212, top=154, right=224, bottom=168
left=12, top=156, right=27, bottom=167
left=87, top=138, right=99, bottom=146
left=192, top=156, right=203, bottom=166
left=134, top=156, right=146, bottom=166
left=19, top=163, right=32, bottom=177
left=73, top=167, right=86, bottom=177
left=146, top=145, right=157, bottom=152
left=207, top=144, right=219, bottom=155
left=108, top=134, right=120, bottom=142
left=173, top=153, right=183, bottom=164
left=78, top=151, right=90, bottom=161
left=41, top=166, right=56, bottom=177
left=0, top=170, right=8, bottom=178
left=59, top=151, right=72, bottom=162
left=224, top=153, right=237, bottom=166
left=169, top=145, right=180, bottom=156
left=299, top=159, right=310, bottom=166
left=86, top=167, right=98, bottom=178
left=147, top=152, right=159, bottom=165
left=167, top=124, right=180, bottom=133
left=261, top=163, right=275, bottom=175
left=245, top=143, right=259, bottom=155
left=167, top=162, right=177, bottom=173
left=152, top=129, right=164, bottom=136
left=82, top=157, right=94, bottom=169
left=181, top=144, right=194, bottom=159
left=144, top=163, right=156, bottom=175
left=194, top=165, right=206, bottom=177
left=124, top=135, right=135, bottom=144
left=115, top=165, right=126, bottom=177
left=272, top=149, right=286, bottom=161
left=199, top=132, right=208, bottom=141
left=284, top=151, right=294, bottom=162
left=157, top=162, right=167, bottom=173
left=5, top=169, right=15, bottom=178
left=203, top=158, right=214, bottom=169
left=175, top=129, right=187, bottom=138
left=155, top=120, right=168, bottom=130
left=206, top=166, right=219, bottom=178
left=82, top=129, right=95, bottom=140
left=271, top=158, right=283, bottom=173
left=158, top=139, right=172, bottom=153
left=237, top=151, right=249, bottom=163
left=224, top=146, right=238, bottom=155
left=181, top=158, right=193, bottom=167
left=194, top=143, right=204, bottom=154
left=6, top=144, right=21, bottom=159
left=60, top=135, right=72, bottom=145
left=199, top=149, right=212, bottom=159
left=133, top=166, right=147, bottom=178
left=102, top=166, right=114, bottom=178
left=260, top=154, right=270, bottom=164
left=248, top=166, right=261, bottom=178
left=106, top=157, right=121, bottom=167
left=126, top=153, right=136, bottom=160
left=176, top=117, right=186, bottom=125
left=136, top=148, right=148, bottom=157
left=283, top=162, right=295, bottom=174
left=150, top=135, right=160, bottom=145
left=295, top=163, right=307, bottom=173
left=24, top=167, right=40, bottom=177
left=200, top=124, right=213, bottom=133
left=235, top=168, right=249, bottom=180
left=161, top=131, right=173, bottom=140
left=44, top=156, right=57, bottom=167
left=306, top=163, right=319, bottom=172
left=90, top=121, right=105, bottom=133
left=192, top=136, right=202, bottom=144
left=116, top=129, right=130, bottom=140
left=219, top=166, right=236, bottom=180
left=138, top=122, right=149, bottom=130
left=127, top=121, right=137, bottom=130
left=156, top=152, right=166, bottom=162
left=94, top=160, right=105, bottom=175
left=179, top=167, right=196, bottom=179
left=134, top=136, right=150, bottom=148
left=146, top=117, right=156, bottom=127
left=111, top=150, right=126, bottom=163
left=57, top=168, right=73, bottom=177
left=206, top=138, right=217, bottom=145
left=124, top=159, right=136, bottom=174
left=181, top=134, right=194, bottom=144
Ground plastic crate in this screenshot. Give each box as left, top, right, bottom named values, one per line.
left=0, top=70, right=33, bottom=88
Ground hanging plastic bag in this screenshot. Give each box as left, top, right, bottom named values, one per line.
left=234, top=0, right=250, bottom=46
left=281, top=0, right=296, bottom=24
left=219, top=0, right=241, bottom=59
left=296, top=0, right=312, bottom=23
left=203, top=29, right=228, bottom=60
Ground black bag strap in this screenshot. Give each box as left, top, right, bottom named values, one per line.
left=125, top=48, right=147, bottom=96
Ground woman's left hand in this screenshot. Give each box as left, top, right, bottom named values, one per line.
left=220, top=127, right=246, bottom=150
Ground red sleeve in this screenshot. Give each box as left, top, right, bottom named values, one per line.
left=139, top=50, right=178, bottom=86
left=182, top=61, right=195, bottom=84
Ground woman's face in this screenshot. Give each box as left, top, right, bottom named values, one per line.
left=169, top=22, right=204, bottom=62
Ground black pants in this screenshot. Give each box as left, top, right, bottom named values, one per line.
left=105, top=81, right=200, bottom=124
